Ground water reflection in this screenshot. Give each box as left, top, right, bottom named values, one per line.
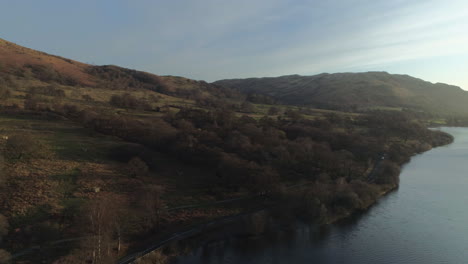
left=174, top=220, right=339, bottom=264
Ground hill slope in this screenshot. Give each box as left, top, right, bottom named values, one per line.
left=0, top=38, right=94, bottom=86
left=0, top=38, right=234, bottom=101
left=214, top=72, right=468, bottom=114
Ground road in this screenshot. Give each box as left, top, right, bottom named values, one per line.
left=367, top=153, right=386, bottom=183
left=9, top=181, right=318, bottom=263
left=118, top=181, right=315, bottom=263
left=117, top=208, right=265, bottom=264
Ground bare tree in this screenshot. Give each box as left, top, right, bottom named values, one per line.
left=0, top=214, right=8, bottom=243
left=112, top=212, right=128, bottom=254
left=83, top=197, right=116, bottom=264
left=127, top=157, right=149, bottom=178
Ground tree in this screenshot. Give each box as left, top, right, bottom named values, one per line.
left=284, top=108, right=303, bottom=122
left=267, top=106, right=280, bottom=115
left=302, top=194, right=328, bottom=224
left=0, top=77, right=10, bottom=101
left=113, top=214, right=125, bottom=254
left=0, top=214, right=8, bottom=243
left=0, top=216, right=9, bottom=263
left=127, top=157, right=149, bottom=178
left=244, top=165, right=280, bottom=194
left=0, top=155, right=7, bottom=187
left=332, top=186, right=361, bottom=210
left=375, top=161, right=400, bottom=185
left=217, top=153, right=250, bottom=189
left=82, top=197, right=117, bottom=264
left=240, top=101, right=255, bottom=113
left=109, top=93, right=151, bottom=110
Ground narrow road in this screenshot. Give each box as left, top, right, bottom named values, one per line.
left=367, top=153, right=386, bottom=183
left=10, top=237, right=91, bottom=260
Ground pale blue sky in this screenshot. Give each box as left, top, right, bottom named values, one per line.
left=1, top=0, right=468, bottom=88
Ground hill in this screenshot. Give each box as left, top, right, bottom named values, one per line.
left=0, top=38, right=237, bottom=103
left=214, top=72, right=468, bottom=115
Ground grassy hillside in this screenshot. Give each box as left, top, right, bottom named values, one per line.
left=214, top=72, right=468, bottom=114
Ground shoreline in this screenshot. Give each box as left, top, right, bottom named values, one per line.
left=127, top=184, right=399, bottom=264
left=325, top=183, right=398, bottom=225
left=121, top=131, right=454, bottom=263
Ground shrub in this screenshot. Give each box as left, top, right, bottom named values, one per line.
left=109, top=93, right=152, bottom=110
left=4, top=132, right=43, bottom=161
left=23, top=95, right=40, bottom=110
left=127, top=157, right=149, bottom=178
left=81, top=94, right=94, bottom=102
left=108, top=144, right=146, bottom=162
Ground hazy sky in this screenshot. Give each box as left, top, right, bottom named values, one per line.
left=1, top=0, right=468, bottom=88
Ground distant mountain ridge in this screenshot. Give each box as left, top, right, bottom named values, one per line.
left=214, top=72, right=468, bottom=115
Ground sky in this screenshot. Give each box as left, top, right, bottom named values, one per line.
left=1, top=0, right=468, bottom=89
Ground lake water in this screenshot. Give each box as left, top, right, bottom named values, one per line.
left=174, top=127, right=468, bottom=264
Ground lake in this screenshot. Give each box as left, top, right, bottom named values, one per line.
left=174, top=127, right=468, bottom=264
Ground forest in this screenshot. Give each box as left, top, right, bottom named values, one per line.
left=0, top=78, right=453, bottom=263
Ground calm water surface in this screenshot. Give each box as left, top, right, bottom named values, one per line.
left=175, top=127, right=468, bottom=264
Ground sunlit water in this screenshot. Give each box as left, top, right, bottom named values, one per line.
left=174, top=127, right=468, bottom=264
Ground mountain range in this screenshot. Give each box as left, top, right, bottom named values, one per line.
left=2, top=37, right=468, bottom=115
